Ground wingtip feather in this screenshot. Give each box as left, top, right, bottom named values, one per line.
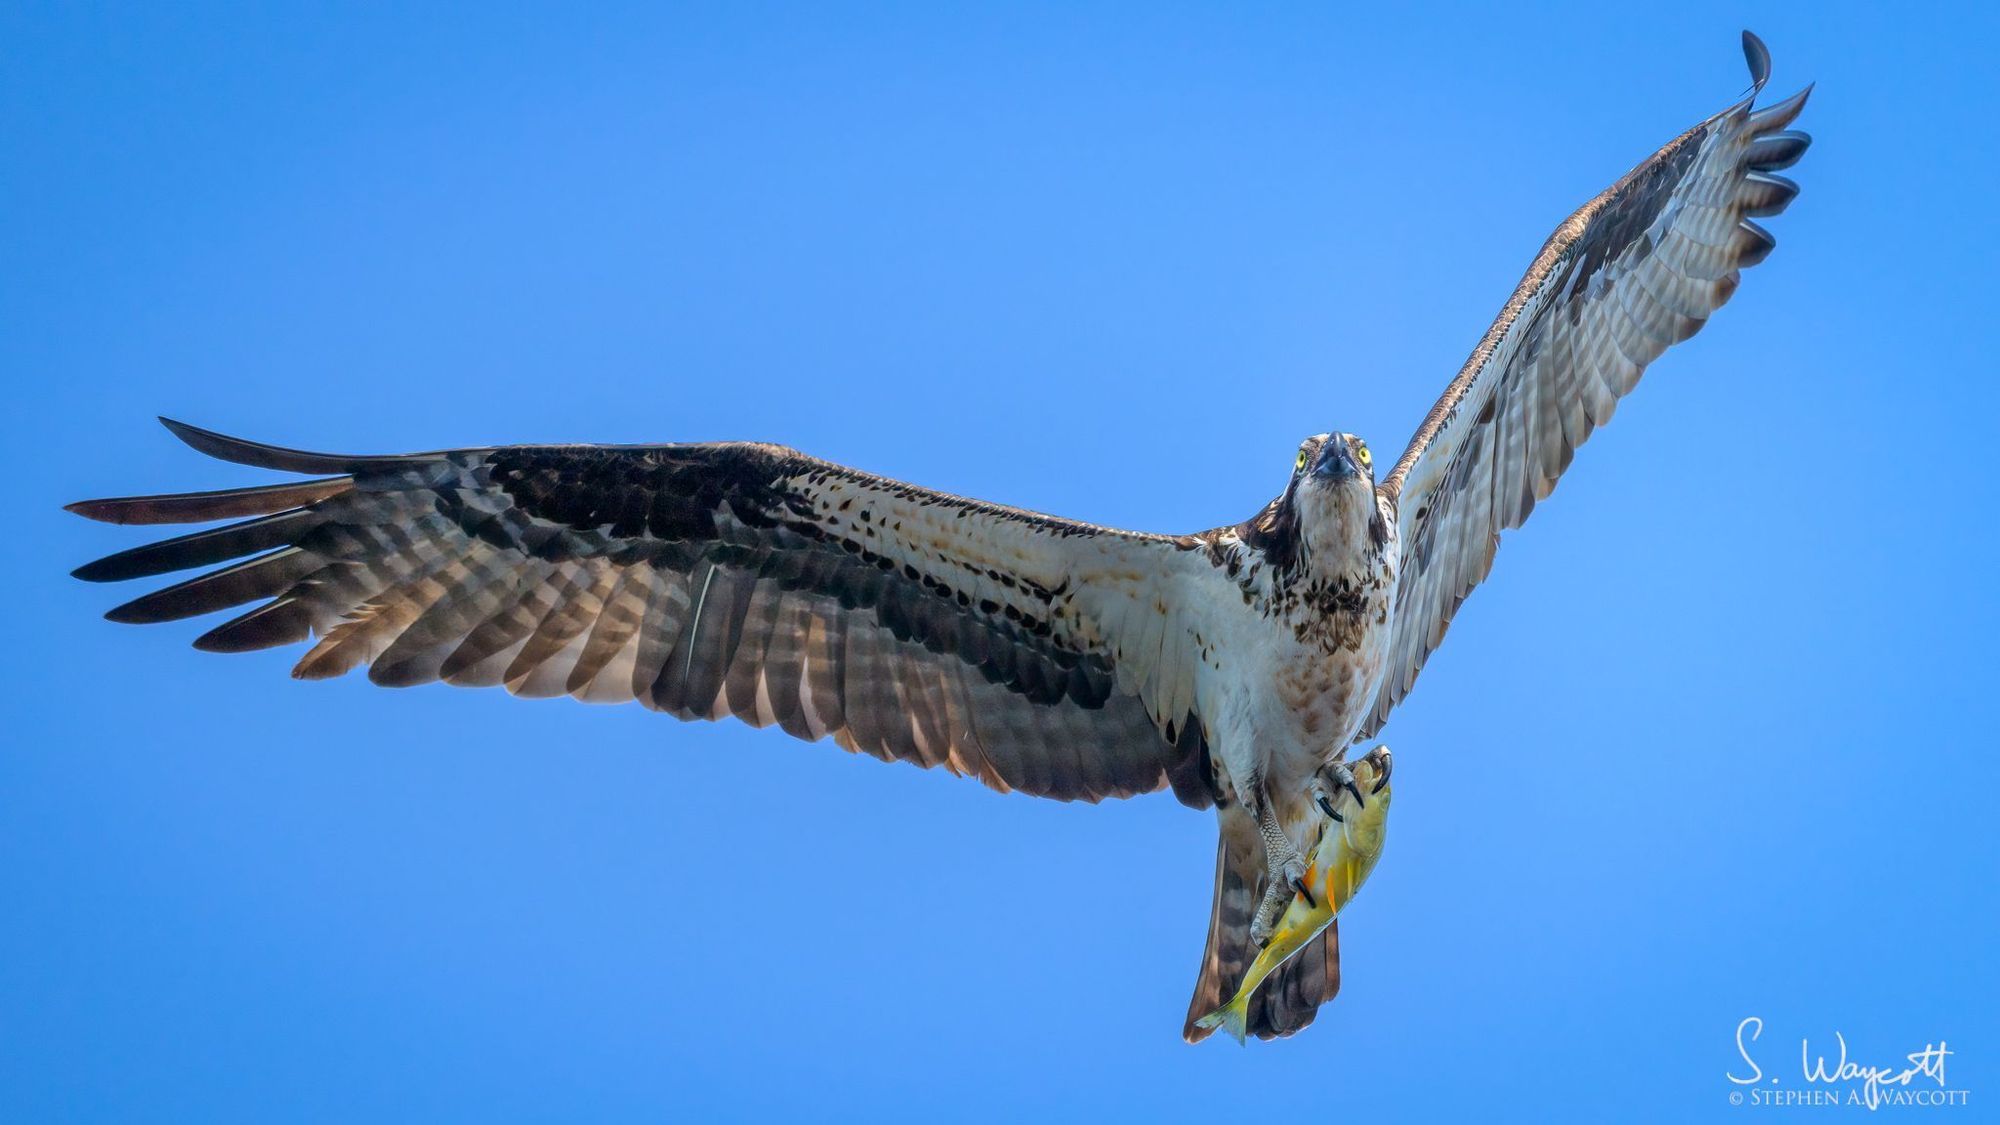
left=156, top=417, right=365, bottom=474
left=1746, top=129, right=1812, bottom=172
left=1750, top=84, right=1813, bottom=134
left=1741, top=30, right=1773, bottom=92
left=73, top=558, right=126, bottom=583
left=193, top=597, right=316, bottom=653
left=64, top=478, right=355, bottom=527
left=69, top=509, right=319, bottom=584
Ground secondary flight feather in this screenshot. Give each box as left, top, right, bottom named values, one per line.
left=68, top=32, right=1810, bottom=1042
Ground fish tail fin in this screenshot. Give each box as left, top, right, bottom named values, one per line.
left=1193, top=998, right=1252, bottom=1045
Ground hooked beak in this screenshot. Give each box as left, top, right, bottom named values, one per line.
left=1311, top=439, right=1357, bottom=481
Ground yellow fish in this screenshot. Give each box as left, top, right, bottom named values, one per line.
left=1195, top=747, right=1392, bottom=1044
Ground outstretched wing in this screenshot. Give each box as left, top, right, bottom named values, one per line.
left=71, top=419, right=1220, bottom=806
left=1361, top=32, right=1811, bottom=738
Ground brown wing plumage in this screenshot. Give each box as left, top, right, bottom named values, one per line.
left=70, top=419, right=1217, bottom=806
left=1361, top=32, right=1811, bottom=738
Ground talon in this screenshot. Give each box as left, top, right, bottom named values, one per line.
left=1346, top=780, right=1365, bottom=807
left=1316, top=793, right=1343, bottom=821
left=1290, top=874, right=1316, bottom=909
left=1366, top=745, right=1394, bottom=792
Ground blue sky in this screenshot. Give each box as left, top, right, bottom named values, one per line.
left=4, top=3, right=1995, bottom=1121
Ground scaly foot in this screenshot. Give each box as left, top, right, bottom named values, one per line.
left=1249, top=796, right=1314, bottom=948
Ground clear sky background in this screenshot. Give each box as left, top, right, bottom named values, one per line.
left=4, top=3, right=1995, bottom=1121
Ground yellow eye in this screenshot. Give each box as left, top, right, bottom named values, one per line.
left=1296, top=449, right=1309, bottom=472
left=1355, top=441, right=1372, bottom=471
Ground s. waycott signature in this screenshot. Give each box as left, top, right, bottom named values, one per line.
left=1728, top=1016, right=1969, bottom=1110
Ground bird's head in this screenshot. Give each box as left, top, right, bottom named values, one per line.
left=1293, top=431, right=1374, bottom=497
left=1240, top=432, right=1388, bottom=580
left=1290, top=432, right=1383, bottom=552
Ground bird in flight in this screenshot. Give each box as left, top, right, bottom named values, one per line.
left=68, top=32, right=1809, bottom=1042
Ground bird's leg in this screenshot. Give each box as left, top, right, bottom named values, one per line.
left=1248, top=777, right=1313, bottom=948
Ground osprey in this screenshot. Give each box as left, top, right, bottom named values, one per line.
left=68, top=33, right=1809, bottom=1041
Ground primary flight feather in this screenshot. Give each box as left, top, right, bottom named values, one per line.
left=68, top=31, right=1810, bottom=1042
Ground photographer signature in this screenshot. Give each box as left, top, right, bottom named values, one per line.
left=1730, top=1016, right=1953, bottom=1110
